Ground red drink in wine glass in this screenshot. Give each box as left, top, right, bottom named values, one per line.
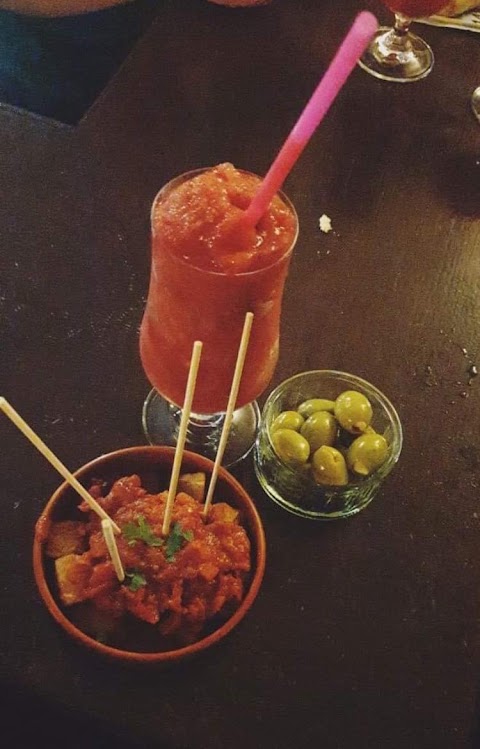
left=385, top=0, right=446, bottom=13
left=359, top=0, right=446, bottom=82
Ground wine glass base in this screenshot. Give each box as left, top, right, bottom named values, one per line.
left=142, top=389, right=260, bottom=468
left=472, top=87, right=480, bottom=123
left=358, top=26, right=434, bottom=83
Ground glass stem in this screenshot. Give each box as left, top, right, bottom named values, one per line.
left=393, top=12, right=412, bottom=36
left=168, top=403, right=224, bottom=450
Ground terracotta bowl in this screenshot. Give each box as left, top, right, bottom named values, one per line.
left=33, top=446, right=266, bottom=665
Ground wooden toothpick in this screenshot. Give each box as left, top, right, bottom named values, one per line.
left=162, top=341, right=203, bottom=536
left=203, top=312, right=254, bottom=516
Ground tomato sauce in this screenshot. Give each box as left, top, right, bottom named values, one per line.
left=47, top=475, right=251, bottom=648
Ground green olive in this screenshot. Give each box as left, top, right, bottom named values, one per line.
left=347, top=433, right=389, bottom=476
left=300, top=411, right=337, bottom=452
left=271, top=410, right=305, bottom=434
left=334, top=390, right=373, bottom=434
left=271, top=428, right=310, bottom=468
left=297, top=398, right=335, bottom=419
left=311, top=445, right=348, bottom=486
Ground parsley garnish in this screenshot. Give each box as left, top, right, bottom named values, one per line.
left=124, top=570, right=147, bottom=592
left=121, top=516, right=193, bottom=562
left=165, top=523, right=194, bottom=562
left=122, top=515, right=164, bottom=547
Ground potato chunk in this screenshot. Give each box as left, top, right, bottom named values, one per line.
left=46, top=521, right=86, bottom=559
left=54, top=554, right=91, bottom=605
left=208, top=502, right=239, bottom=524
left=177, top=472, right=206, bottom=502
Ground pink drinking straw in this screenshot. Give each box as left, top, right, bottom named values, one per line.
left=243, top=10, right=378, bottom=227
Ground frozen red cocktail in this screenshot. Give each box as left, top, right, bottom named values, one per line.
left=140, top=163, right=298, bottom=415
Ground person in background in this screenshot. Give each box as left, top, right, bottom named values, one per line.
left=0, top=0, right=159, bottom=123
left=0, top=1, right=136, bottom=13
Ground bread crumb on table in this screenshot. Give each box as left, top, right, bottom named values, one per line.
left=319, top=214, right=332, bottom=233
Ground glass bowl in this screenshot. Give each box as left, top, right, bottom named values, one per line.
left=254, top=370, right=403, bottom=520
left=33, top=446, right=266, bottom=664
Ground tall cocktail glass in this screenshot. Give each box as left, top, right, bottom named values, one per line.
left=140, top=165, right=299, bottom=466
left=358, top=0, right=447, bottom=82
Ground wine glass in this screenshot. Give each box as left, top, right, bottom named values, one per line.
left=358, top=0, right=447, bottom=82
left=472, top=87, right=480, bottom=123
left=140, top=166, right=299, bottom=467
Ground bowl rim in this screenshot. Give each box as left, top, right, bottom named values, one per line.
left=33, top=445, right=266, bottom=664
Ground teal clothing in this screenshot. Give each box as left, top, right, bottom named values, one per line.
left=0, top=1, right=159, bottom=124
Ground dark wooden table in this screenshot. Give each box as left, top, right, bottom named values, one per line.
left=1, top=1, right=480, bottom=747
